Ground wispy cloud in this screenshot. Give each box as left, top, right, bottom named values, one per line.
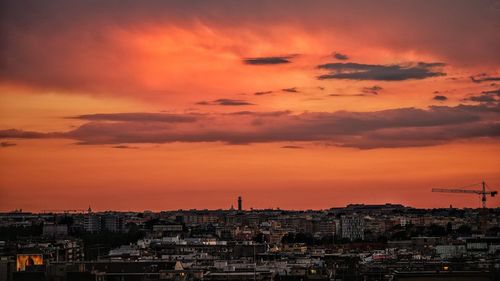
left=73, top=112, right=199, bottom=123
left=112, top=145, right=139, bottom=149
left=243, top=55, right=295, bottom=65
left=329, top=93, right=366, bottom=97
left=0, top=141, right=17, bottom=148
left=197, top=99, right=254, bottom=106
left=317, top=62, right=445, bottom=81
left=282, top=87, right=299, bottom=93
left=254, top=91, right=274, bottom=96
left=462, top=89, right=500, bottom=105
left=361, top=85, right=383, bottom=95
left=470, top=74, right=500, bottom=83
left=281, top=145, right=304, bottom=149
left=332, top=52, right=349, bottom=60
left=329, top=86, right=382, bottom=97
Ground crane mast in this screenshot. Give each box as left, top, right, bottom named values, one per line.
left=431, top=181, right=497, bottom=208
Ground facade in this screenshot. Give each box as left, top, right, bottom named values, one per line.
left=102, top=214, right=123, bottom=232
left=83, top=213, right=101, bottom=233
left=42, top=223, right=68, bottom=237
left=341, top=215, right=365, bottom=241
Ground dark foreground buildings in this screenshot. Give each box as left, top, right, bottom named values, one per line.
left=1, top=203, right=499, bottom=281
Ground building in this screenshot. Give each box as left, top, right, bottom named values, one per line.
left=42, top=223, right=68, bottom=237
left=318, top=219, right=336, bottom=237
left=83, top=208, right=101, bottom=233
left=102, top=214, right=123, bottom=232
left=341, top=215, right=365, bottom=241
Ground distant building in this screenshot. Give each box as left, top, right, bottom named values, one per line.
left=83, top=207, right=100, bottom=233
left=436, top=245, right=467, bottom=258
left=42, top=223, right=68, bottom=237
left=152, top=224, right=183, bottom=237
left=318, top=219, right=336, bottom=236
left=102, top=214, right=123, bottom=232
left=341, top=215, right=365, bottom=241
left=238, top=196, right=242, bottom=211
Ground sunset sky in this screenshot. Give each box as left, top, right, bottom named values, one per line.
left=1, top=0, right=499, bottom=211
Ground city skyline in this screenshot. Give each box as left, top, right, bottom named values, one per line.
left=3, top=191, right=499, bottom=213
left=1, top=0, right=500, bottom=211
left=3, top=200, right=499, bottom=280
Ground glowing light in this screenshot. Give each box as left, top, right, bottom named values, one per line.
left=16, top=254, right=43, bottom=271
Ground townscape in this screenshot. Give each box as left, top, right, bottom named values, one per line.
left=1, top=199, right=499, bottom=281
left=2, top=1, right=500, bottom=281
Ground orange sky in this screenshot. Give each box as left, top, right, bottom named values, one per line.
left=0, top=1, right=499, bottom=211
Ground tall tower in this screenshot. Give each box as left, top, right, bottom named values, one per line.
left=238, top=196, right=242, bottom=211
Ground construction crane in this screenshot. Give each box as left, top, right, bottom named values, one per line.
left=432, top=181, right=497, bottom=208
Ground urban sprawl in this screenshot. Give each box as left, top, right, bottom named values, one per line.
left=1, top=199, right=500, bottom=281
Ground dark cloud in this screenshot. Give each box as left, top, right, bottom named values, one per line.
left=468, top=95, right=497, bottom=103
left=73, top=112, right=199, bottom=122
left=282, top=87, right=299, bottom=93
left=281, top=145, right=304, bottom=149
left=462, top=89, right=500, bottom=105
left=482, top=89, right=500, bottom=96
left=254, top=91, right=273, bottom=96
left=332, top=52, right=349, bottom=60
left=329, top=86, right=382, bottom=97
left=433, top=95, right=448, bottom=101
left=226, top=111, right=291, bottom=117
left=112, top=145, right=139, bottom=149
left=1, top=105, right=498, bottom=149
left=243, top=56, right=294, bottom=65
left=361, top=85, right=382, bottom=95
left=197, top=99, right=254, bottom=106
left=470, top=74, right=500, bottom=83
left=338, top=122, right=500, bottom=149
left=213, top=99, right=254, bottom=106
left=0, top=129, right=51, bottom=139
left=317, top=62, right=446, bottom=81
left=329, top=93, right=366, bottom=97
left=0, top=141, right=17, bottom=147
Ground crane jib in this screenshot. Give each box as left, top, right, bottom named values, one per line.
left=430, top=181, right=497, bottom=208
